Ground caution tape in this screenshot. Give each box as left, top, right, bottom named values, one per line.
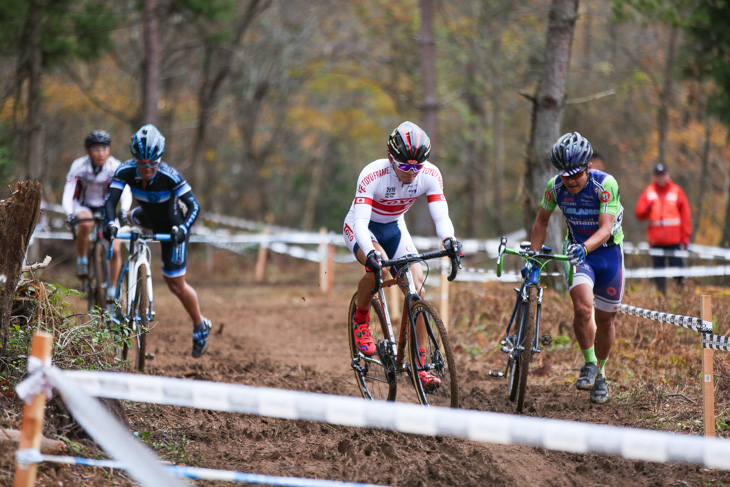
left=619, top=304, right=712, bottom=333
left=45, top=369, right=730, bottom=471
left=701, top=334, right=730, bottom=352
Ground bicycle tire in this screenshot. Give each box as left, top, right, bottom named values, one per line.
left=91, top=241, right=107, bottom=310
left=347, top=292, right=396, bottom=401
left=513, top=285, right=537, bottom=413
left=407, top=299, right=459, bottom=408
left=507, top=300, right=526, bottom=402
left=130, top=264, right=149, bottom=372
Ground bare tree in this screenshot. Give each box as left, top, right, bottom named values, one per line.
left=523, top=0, right=579, bottom=251
left=142, top=0, right=161, bottom=126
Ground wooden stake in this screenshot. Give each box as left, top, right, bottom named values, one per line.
left=253, top=227, right=270, bottom=283
left=701, top=295, right=715, bottom=437
left=14, top=331, right=53, bottom=487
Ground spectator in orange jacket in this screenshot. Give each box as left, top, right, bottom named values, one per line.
left=635, top=163, right=692, bottom=294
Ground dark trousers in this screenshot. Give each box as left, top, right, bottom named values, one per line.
left=651, top=243, right=684, bottom=295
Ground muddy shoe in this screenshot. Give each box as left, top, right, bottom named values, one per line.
left=418, top=370, right=441, bottom=392
left=75, top=262, right=89, bottom=278
left=576, top=362, right=599, bottom=390
left=590, top=375, right=609, bottom=404
left=353, top=318, right=376, bottom=356
left=192, top=318, right=212, bottom=358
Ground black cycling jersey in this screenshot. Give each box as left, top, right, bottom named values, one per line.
left=104, top=160, right=200, bottom=233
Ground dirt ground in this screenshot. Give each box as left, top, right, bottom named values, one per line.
left=3, top=247, right=730, bottom=486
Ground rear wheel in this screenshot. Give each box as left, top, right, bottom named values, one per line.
left=408, top=299, right=459, bottom=408
left=512, top=286, right=537, bottom=413
left=90, top=241, right=108, bottom=311
left=348, top=292, right=396, bottom=401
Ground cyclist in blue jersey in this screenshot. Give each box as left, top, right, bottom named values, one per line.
left=527, top=132, right=624, bottom=404
left=103, top=124, right=212, bottom=358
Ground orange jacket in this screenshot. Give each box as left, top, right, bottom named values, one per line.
left=635, top=179, right=692, bottom=247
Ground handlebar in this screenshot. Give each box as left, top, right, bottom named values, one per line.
left=107, top=227, right=173, bottom=260
left=496, top=236, right=574, bottom=286
left=369, top=245, right=462, bottom=295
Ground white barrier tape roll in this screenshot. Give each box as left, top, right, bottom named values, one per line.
left=618, top=304, right=711, bottom=333
left=43, top=367, right=188, bottom=487
left=15, top=357, right=53, bottom=404
left=701, top=334, right=730, bottom=351
left=34, top=454, right=389, bottom=486
left=62, top=370, right=730, bottom=471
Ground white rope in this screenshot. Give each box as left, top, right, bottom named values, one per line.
left=57, top=369, right=730, bottom=471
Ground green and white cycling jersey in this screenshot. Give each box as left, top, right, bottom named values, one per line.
left=540, top=169, right=624, bottom=247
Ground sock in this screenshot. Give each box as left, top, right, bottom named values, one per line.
left=77, top=256, right=88, bottom=265
left=354, top=306, right=369, bottom=323
left=598, top=358, right=607, bottom=376
left=581, top=345, right=597, bottom=365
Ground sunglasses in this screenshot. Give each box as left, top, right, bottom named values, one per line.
left=396, top=162, right=424, bottom=173
left=135, top=159, right=160, bottom=169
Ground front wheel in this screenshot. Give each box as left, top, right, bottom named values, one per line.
left=512, top=285, right=537, bottom=413
left=407, top=299, right=459, bottom=408
left=90, top=241, right=109, bottom=311
left=348, top=292, right=395, bottom=401
left=129, top=264, right=149, bottom=372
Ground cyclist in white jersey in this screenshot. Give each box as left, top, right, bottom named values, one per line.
left=343, top=121, right=463, bottom=389
left=62, top=130, right=132, bottom=288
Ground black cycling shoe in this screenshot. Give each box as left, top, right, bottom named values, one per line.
left=192, top=318, right=212, bottom=358
left=590, top=375, right=609, bottom=404
left=576, top=362, right=599, bottom=390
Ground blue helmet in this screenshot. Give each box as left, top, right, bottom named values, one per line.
left=550, top=132, right=593, bottom=176
left=130, top=124, right=165, bottom=161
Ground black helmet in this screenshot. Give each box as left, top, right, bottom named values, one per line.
left=387, top=121, right=431, bottom=164
left=550, top=132, right=593, bottom=176
left=84, top=130, right=111, bottom=148
left=130, top=124, right=165, bottom=161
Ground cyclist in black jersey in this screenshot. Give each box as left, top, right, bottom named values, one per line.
left=104, top=124, right=211, bottom=358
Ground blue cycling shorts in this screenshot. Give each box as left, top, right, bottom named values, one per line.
left=568, top=243, right=624, bottom=312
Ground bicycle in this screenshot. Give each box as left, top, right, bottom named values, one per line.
left=347, top=242, right=462, bottom=407
left=108, top=226, right=179, bottom=372
left=68, top=210, right=111, bottom=312
left=495, top=236, right=574, bottom=413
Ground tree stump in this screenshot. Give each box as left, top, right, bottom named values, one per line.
left=0, top=181, right=42, bottom=359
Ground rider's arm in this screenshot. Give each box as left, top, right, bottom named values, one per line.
left=582, top=213, right=615, bottom=252
left=61, top=178, right=77, bottom=217
left=104, top=187, right=123, bottom=224
left=119, top=185, right=133, bottom=214
left=424, top=166, right=455, bottom=241
left=177, top=189, right=200, bottom=230
left=352, top=198, right=375, bottom=255
left=529, top=207, right=552, bottom=251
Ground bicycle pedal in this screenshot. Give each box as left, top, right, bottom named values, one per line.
left=539, top=334, right=553, bottom=346
left=145, top=353, right=155, bottom=360
left=489, top=369, right=505, bottom=378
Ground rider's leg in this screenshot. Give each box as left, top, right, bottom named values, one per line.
left=594, top=309, right=617, bottom=375
left=74, top=209, right=93, bottom=259
left=109, top=238, right=123, bottom=285
left=570, top=283, right=595, bottom=350
left=163, top=275, right=203, bottom=327
left=354, top=242, right=387, bottom=313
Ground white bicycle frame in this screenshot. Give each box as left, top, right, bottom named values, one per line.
left=120, top=237, right=154, bottom=328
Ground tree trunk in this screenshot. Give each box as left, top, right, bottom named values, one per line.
left=657, top=25, right=678, bottom=167
left=693, top=93, right=711, bottom=238
left=142, top=0, right=161, bottom=126
left=25, top=1, right=43, bottom=181
left=523, top=0, right=579, bottom=252
left=0, top=181, right=42, bottom=361
left=415, top=0, right=438, bottom=236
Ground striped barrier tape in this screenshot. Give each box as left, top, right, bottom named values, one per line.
left=701, top=334, right=730, bottom=352
left=45, top=369, right=730, bottom=471
left=618, top=304, right=712, bottom=333
left=16, top=452, right=388, bottom=487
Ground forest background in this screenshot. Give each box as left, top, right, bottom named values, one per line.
left=1, top=0, right=729, bottom=247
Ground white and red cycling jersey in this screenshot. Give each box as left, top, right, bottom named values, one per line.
left=62, top=155, right=132, bottom=217
left=343, top=158, right=455, bottom=256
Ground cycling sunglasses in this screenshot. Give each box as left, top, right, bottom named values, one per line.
left=135, top=158, right=161, bottom=169
left=396, top=161, right=424, bottom=173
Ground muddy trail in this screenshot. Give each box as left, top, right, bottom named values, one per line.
left=4, top=250, right=730, bottom=486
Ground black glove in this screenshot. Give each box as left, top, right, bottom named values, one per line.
left=66, top=214, right=77, bottom=227
left=103, top=222, right=118, bottom=241
left=443, top=238, right=464, bottom=258
left=365, top=249, right=382, bottom=272
left=171, top=225, right=187, bottom=244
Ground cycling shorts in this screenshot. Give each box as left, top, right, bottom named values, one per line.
left=568, top=243, right=624, bottom=312
left=343, top=216, right=418, bottom=277
left=129, top=207, right=188, bottom=278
